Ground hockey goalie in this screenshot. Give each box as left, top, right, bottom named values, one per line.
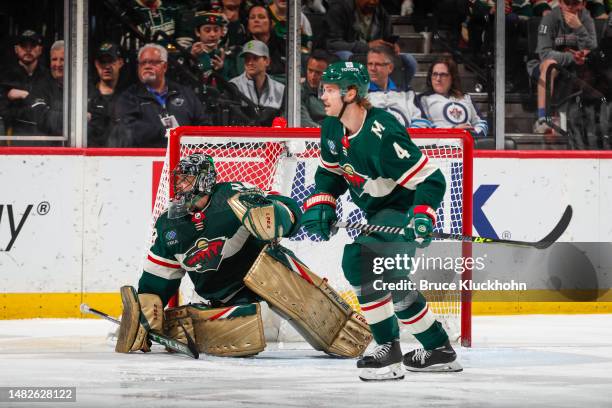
left=115, top=153, right=372, bottom=358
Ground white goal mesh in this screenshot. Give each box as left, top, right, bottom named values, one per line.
left=150, top=126, right=473, bottom=346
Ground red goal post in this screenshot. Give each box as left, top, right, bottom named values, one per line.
left=155, top=126, right=473, bottom=347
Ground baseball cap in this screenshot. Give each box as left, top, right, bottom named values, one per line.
left=17, top=30, right=42, bottom=46
left=96, top=43, right=122, bottom=61
left=239, top=40, right=269, bottom=58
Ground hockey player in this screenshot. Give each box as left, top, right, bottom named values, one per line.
left=301, top=61, right=462, bottom=380
left=116, top=153, right=371, bottom=358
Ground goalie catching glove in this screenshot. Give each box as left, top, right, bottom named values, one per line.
left=228, top=191, right=300, bottom=241
left=115, top=286, right=163, bottom=353
left=405, top=205, right=436, bottom=246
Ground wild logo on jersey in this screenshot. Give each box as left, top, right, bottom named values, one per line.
left=184, top=237, right=225, bottom=272
left=341, top=164, right=367, bottom=190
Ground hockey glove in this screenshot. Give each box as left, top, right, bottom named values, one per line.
left=227, top=192, right=297, bottom=241
left=405, top=205, right=436, bottom=247
left=301, top=193, right=338, bottom=241
left=115, top=286, right=163, bottom=353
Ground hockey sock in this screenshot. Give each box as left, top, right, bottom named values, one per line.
left=394, top=292, right=448, bottom=350
left=358, top=293, right=400, bottom=344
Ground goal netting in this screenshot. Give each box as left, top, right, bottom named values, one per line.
left=150, top=126, right=473, bottom=347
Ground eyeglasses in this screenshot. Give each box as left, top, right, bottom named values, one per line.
left=367, top=62, right=390, bottom=69
left=138, top=59, right=164, bottom=66
left=432, top=72, right=450, bottom=79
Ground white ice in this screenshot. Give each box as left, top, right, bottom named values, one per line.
left=1, top=314, right=611, bottom=408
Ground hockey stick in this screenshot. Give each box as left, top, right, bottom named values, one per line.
left=333, top=205, right=572, bottom=250
left=80, top=303, right=199, bottom=359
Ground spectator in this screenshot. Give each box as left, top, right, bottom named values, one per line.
left=119, top=0, right=193, bottom=51
left=533, top=0, right=553, bottom=16
left=246, top=5, right=286, bottom=77
left=300, top=50, right=330, bottom=127
left=229, top=40, right=285, bottom=125
left=88, top=43, right=125, bottom=147
left=325, top=0, right=418, bottom=88
left=111, top=43, right=207, bottom=147
left=191, top=10, right=240, bottom=82
left=0, top=30, right=50, bottom=136
left=586, top=0, right=608, bottom=19
left=527, top=0, right=597, bottom=133
left=28, top=40, right=65, bottom=136
left=366, top=46, right=431, bottom=127
left=222, top=0, right=248, bottom=49
left=267, top=0, right=313, bottom=54
left=418, top=57, right=488, bottom=137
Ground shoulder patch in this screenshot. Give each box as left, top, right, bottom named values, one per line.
left=327, top=139, right=338, bottom=154
left=164, top=229, right=179, bottom=246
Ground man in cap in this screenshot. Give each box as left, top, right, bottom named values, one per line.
left=229, top=39, right=285, bottom=123
left=0, top=30, right=50, bottom=137
left=88, top=43, right=126, bottom=146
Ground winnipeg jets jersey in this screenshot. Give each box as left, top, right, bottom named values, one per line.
left=418, top=92, right=488, bottom=137
left=367, top=90, right=432, bottom=128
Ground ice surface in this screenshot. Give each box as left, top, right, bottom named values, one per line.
left=1, top=315, right=611, bottom=408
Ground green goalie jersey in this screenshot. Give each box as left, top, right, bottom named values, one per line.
left=316, top=107, right=446, bottom=217
left=139, top=182, right=300, bottom=306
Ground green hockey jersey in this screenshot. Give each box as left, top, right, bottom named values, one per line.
left=315, top=107, right=446, bottom=218
left=139, top=182, right=300, bottom=305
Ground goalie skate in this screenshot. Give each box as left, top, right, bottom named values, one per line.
left=357, top=340, right=405, bottom=381
left=402, top=341, right=463, bottom=372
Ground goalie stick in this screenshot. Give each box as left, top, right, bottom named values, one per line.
left=80, top=303, right=199, bottom=359
left=333, top=205, right=572, bottom=250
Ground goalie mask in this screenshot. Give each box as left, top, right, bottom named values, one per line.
left=168, top=154, right=217, bottom=219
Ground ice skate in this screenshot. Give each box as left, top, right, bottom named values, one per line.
left=402, top=340, right=463, bottom=372
left=357, top=340, right=404, bottom=381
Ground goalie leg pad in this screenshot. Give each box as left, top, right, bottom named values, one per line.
left=115, top=286, right=163, bottom=353
left=163, top=305, right=196, bottom=352
left=244, top=245, right=372, bottom=358
left=187, top=303, right=266, bottom=357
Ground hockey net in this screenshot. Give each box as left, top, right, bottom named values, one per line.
left=151, top=126, right=473, bottom=347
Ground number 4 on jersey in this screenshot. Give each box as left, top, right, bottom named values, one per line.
left=393, top=142, right=410, bottom=159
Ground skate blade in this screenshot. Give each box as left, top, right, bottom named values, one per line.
left=403, top=359, right=463, bottom=373
left=359, top=363, right=405, bottom=381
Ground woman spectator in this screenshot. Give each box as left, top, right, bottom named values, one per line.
left=245, top=4, right=286, bottom=77
left=418, top=57, right=488, bottom=138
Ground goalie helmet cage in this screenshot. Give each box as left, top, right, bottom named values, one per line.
left=153, top=126, right=474, bottom=347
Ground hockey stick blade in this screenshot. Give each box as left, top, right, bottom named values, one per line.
left=80, top=303, right=199, bottom=359
left=432, top=205, right=572, bottom=249
left=333, top=205, right=572, bottom=250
